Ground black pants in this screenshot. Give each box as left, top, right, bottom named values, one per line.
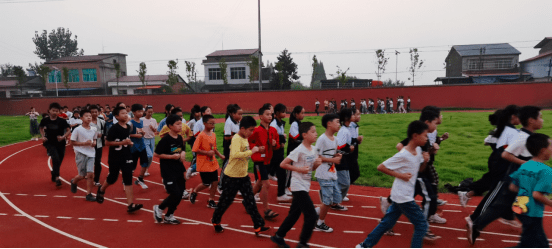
left=212, top=176, right=265, bottom=228
left=94, top=147, right=103, bottom=183
left=106, top=160, right=134, bottom=185
left=315, top=105, right=319, bottom=116
left=45, top=144, right=66, bottom=179
left=270, top=149, right=288, bottom=197
left=160, top=177, right=186, bottom=216
left=222, top=139, right=231, bottom=168
left=516, top=215, right=548, bottom=248
left=276, top=191, right=318, bottom=245
left=350, top=160, right=360, bottom=184
left=131, top=149, right=148, bottom=171
left=470, top=148, right=505, bottom=196
left=414, top=177, right=438, bottom=219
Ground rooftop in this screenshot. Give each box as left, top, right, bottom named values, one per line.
left=45, top=53, right=127, bottom=64
left=206, top=49, right=258, bottom=57
left=534, top=37, right=552, bottom=48
left=520, top=51, right=552, bottom=63
left=452, top=43, right=521, bottom=57
left=106, top=75, right=170, bottom=82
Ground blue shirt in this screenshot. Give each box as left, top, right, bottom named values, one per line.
left=130, top=119, right=146, bottom=152
left=106, top=113, right=114, bottom=125
left=157, top=117, right=167, bottom=132
left=510, top=160, right=552, bottom=218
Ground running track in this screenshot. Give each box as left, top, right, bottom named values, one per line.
left=1, top=141, right=551, bottom=248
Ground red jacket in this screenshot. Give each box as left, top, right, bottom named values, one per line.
left=248, top=124, right=280, bottom=164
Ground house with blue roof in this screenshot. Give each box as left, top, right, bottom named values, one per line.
left=520, top=37, right=552, bottom=82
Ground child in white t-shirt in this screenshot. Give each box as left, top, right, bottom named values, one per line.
left=69, top=109, right=97, bottom=202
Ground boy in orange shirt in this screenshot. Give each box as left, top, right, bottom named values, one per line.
left=190, top=115, right=225, bottom=208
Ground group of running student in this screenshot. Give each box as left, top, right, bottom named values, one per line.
left=37, top=100, right=551, bottom=248
left=449, top=105, right=551, bottom=247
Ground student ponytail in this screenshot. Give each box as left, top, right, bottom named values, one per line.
left=493, top=105, right=520, bottom=138
left=189, top=104, right=200, bottom=121
left=339, top=108, right=353, bottom=125
left=225, top=104, right=240, bottom=121
left=164, top=104, right=174, bottom=117
left=289, top=105, right=303, bottom=125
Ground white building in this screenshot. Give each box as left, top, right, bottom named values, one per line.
left=107, top=75, right=188, bottom=95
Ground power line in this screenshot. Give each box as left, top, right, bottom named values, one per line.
left=0, top=0, right=64, bottom=3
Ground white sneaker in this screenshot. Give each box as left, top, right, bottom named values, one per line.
left=428, top=214, right=447, bottom=224
left=144, top=172, right=150, bottom=177
left=458, top=191, right=470, bottom=207
left=277, top=195, right=292, bottom=203
left=237, top=191, right=242, bottom=196
left=342, top=196, right=349, bottom=202
left=254, top=193, right=261, bottom=202
left=355, top=244, right=364, bottom=248
left=185, top=167, right=194, bottom=180
left=314, top=222, right=334, bottom=233
left=285, top=188, right=292, bottom=196
left=379, top=197, right=390, bottom=215
left=498, top=218, right=522, bottom=228
left=153, top=205, right=163, bottom=223
left=315, top=207, right=320, bottom=215
left=135, top=180, right=148, bottom=189
left=217, top=187, right=223, bottom=195
left=182, top=190, right=190, bottom=200
left=437, top=199, right=447, bottom=206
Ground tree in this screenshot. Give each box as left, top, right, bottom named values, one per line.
left=311, top=55, right=319, bottom=88
left=32, top=27, right=84, bottom=62
left=114, top=62, right=121, bottom=94
left=137, top=62, right=147, bottom=87
left=375, top=49, right=389, bottom=81
left=408, top=48, right=424, bottom=85
left=218, top=58, right=228, bottom=86
left=269, top=49, right=299, bottom=90
left=183, top=61, right=198, bottom=93
left=1, top=63, right=14, bottom=77
left=382, top=78, right=406, bottom=87
left=165, top=59, right=179, bottom=93
left=28, top=62, right=51, bottom=87
left=331, top=66, right=350, bottom=86
left=245, top=55, right=259, bottom=82
left=12, top=66, right=26, bottom=93
left=62, top=67, right=70, bottom=90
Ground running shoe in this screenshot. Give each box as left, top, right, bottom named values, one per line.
left=207, top=200, right=218, bottom=209
left=342, top=196, right=350, bottom=202
left=379, top=196, right=390, bottom=215
left=428, top=214, right=447, bottom=224
left=85, top=194, right=96, bottom=202
left=134, top=179, right=148, bottom=189
left=153, top=205, right=163, bottom=223
left=437, top=199, right=447, bottom=206
left=55, top=179, right=62, bottom=187
left=254, top=226, right=270, bottom=236
left=424, top=231, right=441, bottom=241
left=383, top=229, right=396, bottom=236
left=254, top=193, right=260, bottom=202
left=163, top=214, right=180, bottom=225
left=355, top=243, right=366, bottom=248
left=185, top=167, right=194, bottom=180
left=458, top=191, right=470, bottom=207
left=96, top=188, right=105, bottom=204
left=212, top=220, right=224, bottom=233
left=94, top=182, right=101, bottom=187
left=314, top=222, right=334, bottom=233
left=70, top=179, right=77, bottom=193
left=285, top=188, right=292, bottom=196
left=144, top=172, right=150, bottom=177
left=498, top=218, right=522, bottom=228
left=127, top=203, right=143, bottom=213
left=277, top=195, right=292, bottom=203
left=270, top=235, right=290, bottom=248
left=189, top=192, right=197, bottom=204
left=182, top=189, right=190, bottom=200
left=466, top=216, right=477, bottom=245
left=315, top=207, right=320, bottom=215
left=330, top=204, right=348, bottom=211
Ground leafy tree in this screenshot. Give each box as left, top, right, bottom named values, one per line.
left=137, top=62, right=147, bottom=87
left=28, top=62, right=51, bottom=87
left=269, top=49, right=299, bottom=90
left=1, top=63, right=14, bottom=77
left=218, top=58, right=228, bottom=85
left=331, top=66, right=350, bottom=86
left=245, top=55, right=259, bottom=82
left=32, top=28, right=84, bottom=62
left=12, top=66, right=26, bottom=93
left=375, top=49, right=389, bottom=81
left=382, top=78, right=405, bottom=87
left=62, top=67, right=70, bottom=90
left=291, top=81, right=307, bottom=90
left=165, top=59, right=179, bottom=93
left=311, top=55, right=319, bottom=88
left=408, top=48, right=424, bottom=85
left=114, top=62, right=121, bottom=94
left=183, top=61, right=198, bottom=92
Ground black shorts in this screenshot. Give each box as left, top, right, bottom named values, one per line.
left=324, top=106, right=328, bottom=110
left=107, top=159, right=134, bottom=186
left=253, top=162, right=269, bottom=181
left=163, top=177, right=186, bottom=195
left=132, top=149, right=149, bottom=169
left=200, top=170, right=218, bottom=186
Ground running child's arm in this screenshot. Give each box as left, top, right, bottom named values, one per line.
left=419, top=152, right=430, bottom=172
left=59, top=127, right=71, bottom=141
left=501, top=151, right=526, bottom=166
left=154, top=152, right=181, bottom=160
left=509, top=183, right=519, bottom=193
left=105, top=138, right=132, bottom=147
left=532, top=191, right=552, bottom=207
left=214, top=147, right=225, bottom=159
left=230, top=141, right=258, bottom=159
left=377, top=164, right=411, bottom=182
left=321, top=153, right=342, bottom=165
left=312, top=156, right=322, bottom=171
left=280, top=158, right=309, bottom=174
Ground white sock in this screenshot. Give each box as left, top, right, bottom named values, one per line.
left=317, top=219, right=324, bottom=226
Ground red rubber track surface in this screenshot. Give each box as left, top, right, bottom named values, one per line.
left=1, top=141, right=551, bottom=248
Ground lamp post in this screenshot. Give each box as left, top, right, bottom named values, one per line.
left=53, top=66, right=60, bottom=97
left=395, top=50, right=400, bottom=82
left=258, top=0, right=262, bottom=91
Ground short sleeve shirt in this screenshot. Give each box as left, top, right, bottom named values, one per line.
left=90, top=119, right=105, bottom=148
left=505, top=129, right=532, bottom=159
left=155, top=134, right=185, bottom=180
left=193, top=120, right=205, bottom=137
left=39, top=116, right=70, bottom=147
left=70, top=126, right=97, bottom=157
left=130, top=119, right=145, bottom=152
left=315, top=134, right=338, bottom=180
left=106, top=123, right=132, bottom=163
left=191, top=131, right=219, bottom=172
left=224, top=117, right=239, bottom=136
left=287, top=144, right=318, bottom=192
left=496, top=126, right=519, bottom=149
left=383, top=147, right=424, bottom=204
left=141, top=117, right=158, bottom=139
left=159, top=123, right=192, bottom=139
left=510, top=160, right=552, bottom=217
left=157, top=117, right=167, bottom=133
left=289, top=121, right=300, bottom=140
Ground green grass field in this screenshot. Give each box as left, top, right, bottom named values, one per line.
left=3, top=111, right=551, bottom=192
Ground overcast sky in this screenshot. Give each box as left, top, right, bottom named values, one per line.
left=1, top=0, right=550, bottom=86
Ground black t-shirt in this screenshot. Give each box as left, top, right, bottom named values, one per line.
left=39, top=116, right=70, bottom=147
left=107, top=123, right=132, bottom=163
left=155, top=134, right=185, bottom=180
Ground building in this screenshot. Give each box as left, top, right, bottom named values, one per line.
left=0, top=76, right=45, bottom=98
left=201, top=49, right=272, bottom=92
left=520, top=37, right=552, bottom=82
left=438, top=43, right=530, bottom=84
left=44, top=53, right=128, bottom=95
left=319, top=79, right=372, bottom=89
left=107, top=74, right=190, bottom=95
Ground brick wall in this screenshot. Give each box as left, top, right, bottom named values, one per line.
left=2, top=81, right=551, bottom=115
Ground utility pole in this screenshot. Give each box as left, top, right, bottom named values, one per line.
left=53, top=66, right=59, bottom=97
left=258, top=0, right=262, bottom=91
left=395, top=50, right=400, bottom=82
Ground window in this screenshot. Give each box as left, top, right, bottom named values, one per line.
left=468, top=59, right=480, bottom=70
left=48, top=70, right=61, bottom=83
left=68, top=69, right=79, bottom=82
left=82, top=69, right=97, bottom=82
left=230, top=67, right=246, bottom=79
left=208, top=68, right=221, bottom=80
left=494, top=59, right=512, bottom=69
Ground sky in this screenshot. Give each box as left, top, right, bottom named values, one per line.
left=1, top=0, right=551, bottom=86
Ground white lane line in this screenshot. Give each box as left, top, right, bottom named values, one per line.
left=458, top=237, right=484, bottom=241
left=274, top=227, right=295, bottom=230
left=34, top=194, right=47, bottom=197
left=14, top=214, right=24, bottom=216
left=502, top=240, right=518, bottom=243
left=361, top=206, right=376, bottom=208
left=0, top=144, right=105, bottom=248
left=103, top=219, right=118, bottom=222
left=240, top=225, right=254, bottom=228
left=135, top=198, right=150, bottom=201
left=78, top=218, right=95, bottom=221
left=443, top=210, right=462, bottom=212
left=343, top=231, right=364, bottom=234
left=127, top=220, right=142, bottom=223
left=0, top=213, right=7, bottom=215
left=114, top=197, right=127, bottom=200
left=74, top=196, right=85, bottom=198
left=2, top=193, right=9, bottom=195
left=35, top=215, right=49, bottom=218
left=53, top=195, right=67, bottom=198
left=181, top=222, right=200, bottom=225
left=16, top=194, right=28, bottom=196
left=57, top=216, right=72, bottom=219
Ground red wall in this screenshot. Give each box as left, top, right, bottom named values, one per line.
left=2, top=82, right=551, bottom=115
